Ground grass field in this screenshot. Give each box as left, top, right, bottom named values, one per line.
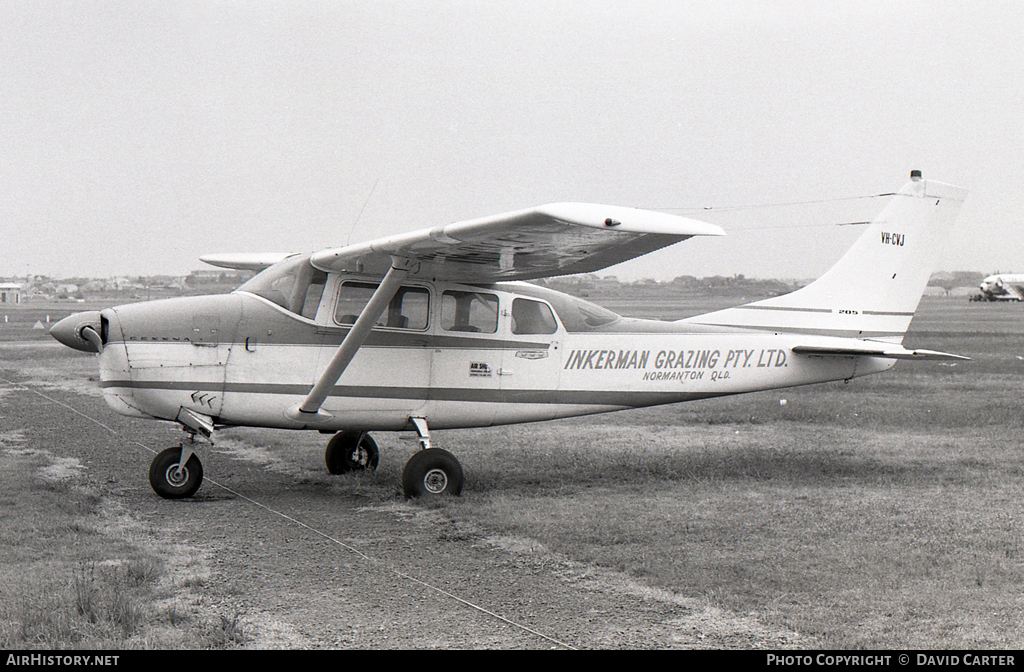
left=443, top=295, right=1024, bottom=648
left=1, top=295, right=1022, bottom=648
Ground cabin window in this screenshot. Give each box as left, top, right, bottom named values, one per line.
left=511, top=298, right=558, bottom=335
left=441, top=291, right=498, bottom=334
left=238, top=255, right=328, bottom=319
left=334, top=282, right=429, bottom=330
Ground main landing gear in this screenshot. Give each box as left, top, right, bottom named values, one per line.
left=323, top=418, right=465, bottom=499
left=324, top=430, right=380, bottom=474
left=399, top=417, right=464, bottom=499
left=401, top=448, right=464, bottom=499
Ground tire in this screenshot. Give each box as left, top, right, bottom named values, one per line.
left=402, top=449, right=464, bottom=499
left=325, top=431, right=379, bottom=475
left=149, top=446, right=203, bottom=499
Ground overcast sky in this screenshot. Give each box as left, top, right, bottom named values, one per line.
left=2, top=0, right=1022, bottom=281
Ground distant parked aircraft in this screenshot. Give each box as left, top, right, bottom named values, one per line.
left=975, top=274, right=1024, bottom=301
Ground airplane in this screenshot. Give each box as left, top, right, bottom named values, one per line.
left=975, top=274, right=1024, bottom=301
left=50, top=170, right=968, bottom=501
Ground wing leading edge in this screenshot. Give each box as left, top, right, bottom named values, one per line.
left=309, top=203, right=724, bottom=282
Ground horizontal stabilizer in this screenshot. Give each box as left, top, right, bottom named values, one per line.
left=200, top=252, right=295, bottom=272
left=791, top=344, right=969, bottom=361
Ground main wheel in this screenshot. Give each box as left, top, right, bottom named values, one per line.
left=149, top=446, right=203, bottom=499
left=402, top=449, right=464, bottom=499
left=325, top=431, right=379, bottom=474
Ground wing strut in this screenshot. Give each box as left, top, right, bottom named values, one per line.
left=286, top=257, right=417, bottom=423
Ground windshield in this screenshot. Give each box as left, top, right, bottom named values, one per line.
left=237, top=254, right=327, bottom=319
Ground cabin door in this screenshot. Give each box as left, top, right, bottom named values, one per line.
left=497, top=297, right=562, bottom=405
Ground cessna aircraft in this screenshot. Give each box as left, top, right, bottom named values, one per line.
left=51, top=171, right=967, bottom=500
left=976, top=274, right=1024, bottom=301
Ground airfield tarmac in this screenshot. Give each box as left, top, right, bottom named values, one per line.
left=0, top=295, right=1022, bottom=649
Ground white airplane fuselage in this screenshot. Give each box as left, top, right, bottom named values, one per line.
left=87, top=278, right=894, bottom=433
left=47, top=173, right=968, bottom=499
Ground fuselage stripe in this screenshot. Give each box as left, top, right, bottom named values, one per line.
left=99, top=378, right=713, bottom=407
left=688, top=325, right=905, bottom=338
left=731, top=305, right=833, bottom=313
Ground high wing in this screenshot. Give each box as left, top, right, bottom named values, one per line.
left=268, top=202, right=722, bottom=424
left=310, top=203, right=725, bottom=282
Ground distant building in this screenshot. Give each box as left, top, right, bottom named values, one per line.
left=185, top=269, right=251, bottom=287
left=0, top=282, right=22, bottom=304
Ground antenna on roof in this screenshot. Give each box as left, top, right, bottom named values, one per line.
left=345, top=178, right=380, bottom=247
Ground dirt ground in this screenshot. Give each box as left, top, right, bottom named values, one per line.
left=0, top=346, right=808, bottom=650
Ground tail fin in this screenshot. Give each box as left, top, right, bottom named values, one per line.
left=685, top=172, right=967, bottom=342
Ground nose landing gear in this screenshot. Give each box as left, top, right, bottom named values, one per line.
left=149, top=407, right=212, bottom=499
left=149, top=445, right=203, bottom=499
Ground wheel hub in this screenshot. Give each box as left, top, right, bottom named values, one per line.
left=165, top=464, right=189, bottom=487
left=423, top=468, right=448, bottom=494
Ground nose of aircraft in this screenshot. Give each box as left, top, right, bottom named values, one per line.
left=50, top=311, right=105, bottom=353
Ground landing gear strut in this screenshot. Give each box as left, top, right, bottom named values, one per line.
left=325, top=430, right=380, bottom=474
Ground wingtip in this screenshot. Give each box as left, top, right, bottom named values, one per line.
left=538, top=202, right=725, bottom=237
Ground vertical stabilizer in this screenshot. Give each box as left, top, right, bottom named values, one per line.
left=684, top=173, right=967, bottom=341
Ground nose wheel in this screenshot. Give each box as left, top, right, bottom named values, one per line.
left=149, top=445, right=204, bottom=499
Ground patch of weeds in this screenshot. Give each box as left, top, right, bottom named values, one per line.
left=7, top=590, right=78, bottom=647
left=73, top=564, right=100, bottom=624
left=63, top=520, right=99, bottom=536
left=182, top=574, right=206, bottom=589
left=104, top=581, right=143, bottom=637
left=1, top=559, right=161, bottom=648
left=54, top=490, right=101, bottom=517
left=125, top=556, right=162, bottom=588
left=195, top=613, right=247, bottom=649
left=163, top=600, right=189, bottom=627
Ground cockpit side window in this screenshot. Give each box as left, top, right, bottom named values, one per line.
left=238, top=255, right=327, bottom=319
left=441, top=291, right=499, bottom=334
left=495, top=283, right=620, bottom=332
left=511, top=298, right=558, bottom=335
left=334, top=281, right=429, bottom=330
